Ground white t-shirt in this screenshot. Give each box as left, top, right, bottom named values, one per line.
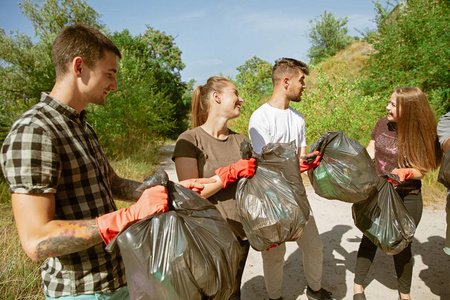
left=248, top=103, right=307, bottom=154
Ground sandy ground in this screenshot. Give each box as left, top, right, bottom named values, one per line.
left=158, top=144, right=450, bottom=300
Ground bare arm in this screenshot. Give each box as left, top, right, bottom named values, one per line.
left=366, top=140, right=375, bottom=159
left=297, top=146, right=307, bottom=161
left=442, top=137, right=450, bottom=153
left=109, top=171, right=142, bottom=202
left=12, top=193, right=103, bottom=261
left=175, top=157, right=223, bottom=198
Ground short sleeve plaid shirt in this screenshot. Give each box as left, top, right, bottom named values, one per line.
left=0, top=93, right=126, bottom=297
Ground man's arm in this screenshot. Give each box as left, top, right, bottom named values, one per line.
left=437, top=112, right=450, bottom=153
left=298, top=146, right=307, bottom=161
left=109, top=171, right=142, bottom=202
left=12, top=193, right=103, bottom=261
left=442, top=138, right=450, bottom=153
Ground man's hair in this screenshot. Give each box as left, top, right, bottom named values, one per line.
left=272, top=58, right=309, bottom=85
left=51, top=23, right=122, bottom=78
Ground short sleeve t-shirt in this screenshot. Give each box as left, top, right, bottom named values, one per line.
left=248, top=103, right=307, bottom=154
left=437, top=111, right=450, bottom=147
left=371, top=117, right=399, bottom=176
left=371, top=117, right=421, bottom=194
left=172, top=127, right=248, bottom=238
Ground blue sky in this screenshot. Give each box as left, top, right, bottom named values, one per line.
left=0, top=0, right=388, bottom=85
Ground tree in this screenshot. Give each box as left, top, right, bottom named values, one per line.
left=307, top=11, right=354, bottom=65
left=19, top=0, right=106, bottom=39
left=88, top=28, right=189, bottom=157
left=0, top=0, right=105, bottom=146
left=1, top=1, right=191, bottom=157
left=361, top=0, right=450, bottom=116
left=229, top=56, right=273, bottom=135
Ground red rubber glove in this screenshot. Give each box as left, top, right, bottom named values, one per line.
left=265, top=245, right=278, bottom=251
left=299, top=151, right=322, bottom=173
left=178, top=178, right=217, bottom=193
left=388, top=168, right=415, bottom=184
left=96, top=185, right=169, bottom=245
left=215, top=158, right=256, bottom=188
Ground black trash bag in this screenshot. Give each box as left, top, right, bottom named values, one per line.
left=106, top=169, right=241, bottom=300
left=236, top=141, right=310, bottom=251
left=308, top=131, right=378, bottom=203
left=352, top=176, right=416, bottom=255
left=438, top=151, right=450, bottom=189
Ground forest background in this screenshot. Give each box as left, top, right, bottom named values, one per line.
left=0, top=0, right=449, bottom=297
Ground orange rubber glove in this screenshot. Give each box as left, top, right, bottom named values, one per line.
left=178, top=178, right=217, bottom=193
left=215, top=158, right=256, bottom=188
left=388, top=168, right=415, bottom=184
left=299, top=151, right=322, bottom=173
left=96, top=185, right=169, bottom=245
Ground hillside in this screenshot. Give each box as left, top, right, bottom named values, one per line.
left=306, top=40, right=373, bottom=90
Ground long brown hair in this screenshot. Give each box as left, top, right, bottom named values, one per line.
left=191, top=76, right=230, bottom=127
left=396, top=87, right=442, bottom=172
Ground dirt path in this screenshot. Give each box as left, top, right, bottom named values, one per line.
left=157, top=144, right=450, bottom=300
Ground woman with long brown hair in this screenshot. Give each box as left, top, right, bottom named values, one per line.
left=353, top=87, right=442, bottom=300
left=172, top=76, right=256, bottom=299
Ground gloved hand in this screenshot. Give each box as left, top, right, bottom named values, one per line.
left=215, top=158, right=256, bottom=188
left=299, top=151, right=322, bottom=173
left=387, top=168, right=415, bottom=184
left=178, top=178, right=217, bottom=193
left=96, top=185, right=169, bottom=245
left=266, top=245, right=278, bottom=251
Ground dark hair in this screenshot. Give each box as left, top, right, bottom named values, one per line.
left=395, top=87, right=442, bottom=172
left=51, top=23, right=121, bottom=78
left=272, top=58, right=309, bottom=85
left=191, top=76, right=230, bottom=127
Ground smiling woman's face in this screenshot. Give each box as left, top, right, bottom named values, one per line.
left=386, top=92, right=400, bottom=122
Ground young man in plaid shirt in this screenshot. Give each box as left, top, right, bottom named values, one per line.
left=0, top=23, right=211, bottom=299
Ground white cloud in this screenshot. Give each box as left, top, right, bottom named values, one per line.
left=191, top=58, right=224, bottom=66
left=237, top=12, right=309, bottom=32
left=177, top=11, right=206, bottom=21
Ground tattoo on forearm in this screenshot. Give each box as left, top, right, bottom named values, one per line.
left=36, top=220, right=101, bottom=260
left=110, top=175, right=142, bottom=201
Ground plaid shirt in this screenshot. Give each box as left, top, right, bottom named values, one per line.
left=0, top=94, right=126, bottom=297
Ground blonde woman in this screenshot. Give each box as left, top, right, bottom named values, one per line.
left=172, top=76, right=256, bottom=300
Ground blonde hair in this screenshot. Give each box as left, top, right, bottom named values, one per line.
left=191, top=76, right=230, bottom=127
left=395, top=87, right=442, bottom=172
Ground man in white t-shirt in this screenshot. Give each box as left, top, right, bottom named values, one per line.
left=248, top=58, right=333, bottom=300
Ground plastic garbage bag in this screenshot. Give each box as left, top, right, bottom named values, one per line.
left=438, top=151, right=450, bottom=189
left=308, top=131, right=378, bottom=203
left=236, top=141, right=310, bottom=251
left=352, top=176, right=416, bottom=255
left=106, top=169, right=241, bottom=300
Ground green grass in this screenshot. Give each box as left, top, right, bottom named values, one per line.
left=0, top=203, right=43, bottom=299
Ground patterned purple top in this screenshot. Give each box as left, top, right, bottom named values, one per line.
left=371, top=117, right=421, bottom=195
